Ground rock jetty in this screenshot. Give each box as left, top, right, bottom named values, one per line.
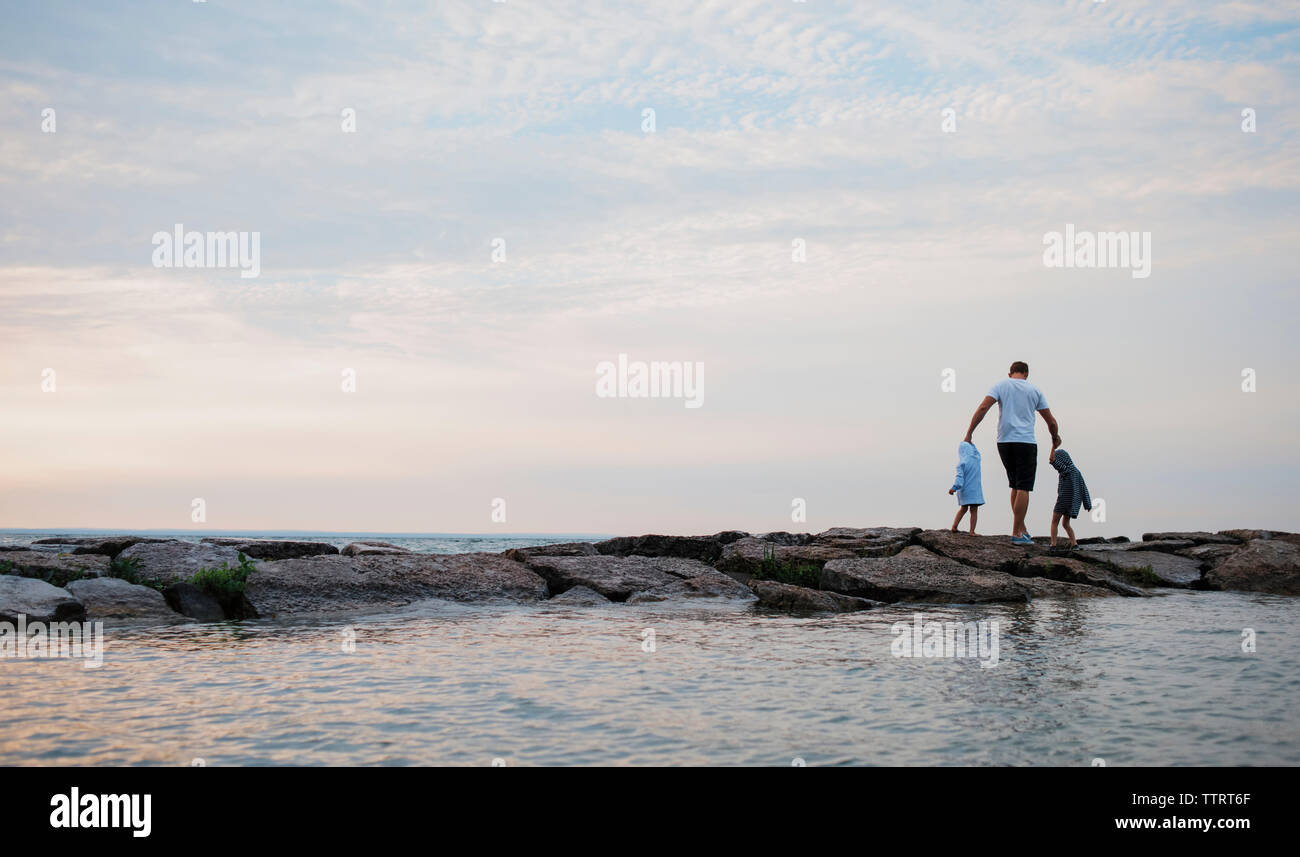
left=2, top=527, right=1295, bottom=624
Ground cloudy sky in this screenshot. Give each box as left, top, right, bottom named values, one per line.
left=1, top=0, right=1297, bottom=536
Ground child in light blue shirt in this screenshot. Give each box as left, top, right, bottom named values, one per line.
left=948, top=441, right=985, bottom=533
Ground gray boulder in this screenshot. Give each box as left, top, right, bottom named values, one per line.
left=1218, top=529, right=1300, bottom=547
left=813, top=526, right=918, bottom=557
left=201, top=538, right=338, bottom=560
left=1077, top=546, right=1203, bottom=587
left=0, top=550, right=110, bottom=586
left=1203, top=539, right=1300, bottom=595
left=1176, top=543, right=1239, bottom=570
left=914, top=530, right=1047, bottom=572
left=1014, top=577, right=1116, bottom=599
left=626, top=572, right=756, bottom=603
left=750, top=580, right=881, bottom=613
left=502, top=542, right=599, bottom=563
left=31, top=536, right=169, bottom=557
left=593, top=531, right=748, bottom=563
left=246, top=553, right=549, bottom=616
left=716, top=537, right=857, bottom=584
left=0, top=575, right=85, bottom=624
left=340, top=541, right=410, bottom=556
left=117, top=540, right=245, bottom=585
left=821, top=546, right=1029, bottom=604
left=1010, top=555, right=1149, bottom=597
left=1142, top=532, right=1242, bottom=546
left=163, top=582, right=227, bottom=621
left=519, top=554, right=742, bottom=602
left=68, top=577, right=186, bottom=623
left=1121, top=540, right=1196, bottom=553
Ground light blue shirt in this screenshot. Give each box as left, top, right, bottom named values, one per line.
left=987, top=378, right=1048, bottom=444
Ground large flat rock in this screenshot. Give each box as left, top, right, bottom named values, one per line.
left=502, top=542, right=599, bottom=563
left=31, top=536, right=170, bottom=557
left=914, top=530, right=1047, bottom=571
left=1142, top=532, right=1242, bottom=546
left=1011, top=556, right=1149, bottom=597
left=811, top=526, right=917, bottom=557
left=820, top=546, right=1029, bottom=604
left=625, top=572, right=756, bottom=603
left=1218, top=529, right=1300, bottom=547
left=67, top=577, right=187, bottom=623
left=593, top=531, right=748, bottom=563
left=246, top=553, right=548, bottom=616
left=0, top=550, right=111, bottom=586
left=1203, top=539, right=1300, bottom=595
left=118, top=540, right=245, bottom=585
left=750, top=580, right=881, bottom=613
left=1176, top=543, right=1239, bottom=570
left=1077, top=546, right=1204, bottom=587
left=519, top=554, right=744, bottom=602
left=717, top=537, right=857, bottom=583
left=0, top=575, right=85, bottom=624
left=1014, top=577, right=1116, bottom=599
left=201, top=538, right=339, bottom=560
left=340, top=541, right=411, bottom=556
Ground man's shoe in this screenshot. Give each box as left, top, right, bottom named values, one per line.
left=1011, top=534, right=1034, bottom=545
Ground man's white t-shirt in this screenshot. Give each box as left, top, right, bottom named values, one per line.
left=987, top=378, right=1048, bottom=444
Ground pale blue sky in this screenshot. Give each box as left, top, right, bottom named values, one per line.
left=1, top=0, right=1297, bottom=535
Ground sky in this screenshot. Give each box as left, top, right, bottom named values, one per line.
left=1, top=0, right=1297, bottom=537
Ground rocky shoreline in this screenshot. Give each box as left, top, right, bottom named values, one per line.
left=1, top=527, right=1296, bottom=625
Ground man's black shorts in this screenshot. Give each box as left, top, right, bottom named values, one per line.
left=997, top=442, right=1037, bottom=491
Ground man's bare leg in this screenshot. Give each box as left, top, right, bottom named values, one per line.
left=1011, top=489, right=1030, bottom=537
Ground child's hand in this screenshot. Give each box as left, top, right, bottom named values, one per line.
left=948, top=488, right=955, bottom=495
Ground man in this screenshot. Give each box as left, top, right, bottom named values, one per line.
left=963, top=361, right=1060, bottom=545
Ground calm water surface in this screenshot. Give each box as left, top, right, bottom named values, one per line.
left=4, top=588, right=1296, bottom=766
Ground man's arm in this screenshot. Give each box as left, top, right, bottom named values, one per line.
left=964, top=396, right=996, bottom=442
left=1038, top=407, right=1061, bottom=448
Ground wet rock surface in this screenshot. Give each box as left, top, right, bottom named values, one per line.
left=750, top=580, right=882, bottom=613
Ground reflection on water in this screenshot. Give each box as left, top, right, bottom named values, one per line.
left=2, top=591, right=1296, bottom=766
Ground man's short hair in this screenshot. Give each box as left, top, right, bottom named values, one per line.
left=1010, top=361, right=1029, bottom=376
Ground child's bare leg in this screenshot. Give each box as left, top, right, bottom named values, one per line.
left=1062, top=517, right=1076, bottom=546
left=1050, top=512, right=1061, bottom=546
left=968, top=506, right=978, bottom=534
left=951, top=506, right=967, bottom=532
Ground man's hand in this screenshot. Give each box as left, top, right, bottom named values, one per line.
left=1049, top=447, right=1056, bottom=463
